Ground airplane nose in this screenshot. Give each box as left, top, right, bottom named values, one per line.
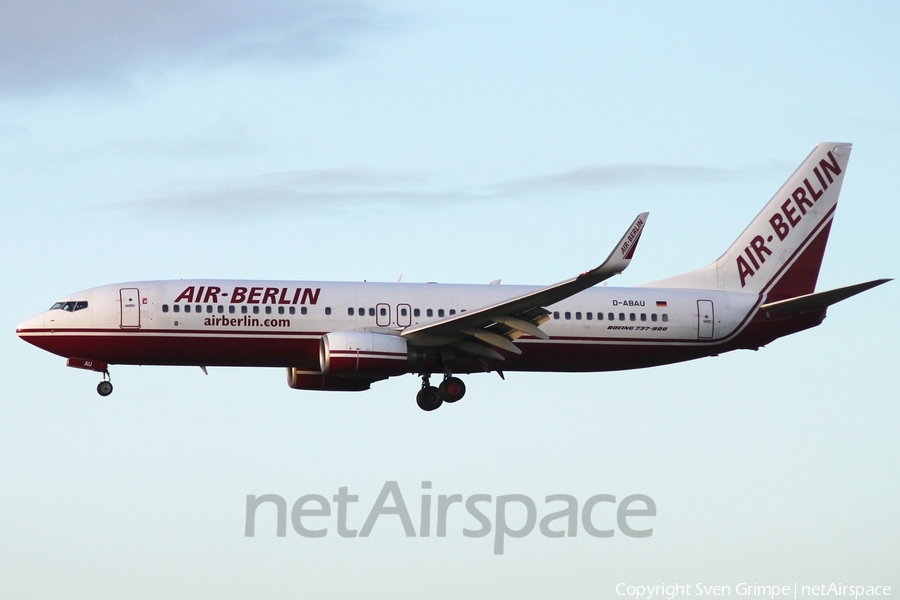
left=16, top=312, right=45, bottom=338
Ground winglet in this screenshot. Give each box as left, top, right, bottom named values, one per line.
left=618, top=212, right=649, bottom=262
left=580, top=212, right=649, bottom=283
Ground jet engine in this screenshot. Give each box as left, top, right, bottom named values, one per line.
left=319, top=330, right=427, bottom=376
left=286, top=368, right=378, bottom=392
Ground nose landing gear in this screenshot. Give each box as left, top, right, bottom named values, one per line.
left=97, top=371, right=113, bottom=396
left=415, top=373, right=467, bottom=411
left=65, top=358, right=113, bottom=396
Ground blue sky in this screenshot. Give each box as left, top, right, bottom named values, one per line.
left=1, top=1, right=897, bottom=597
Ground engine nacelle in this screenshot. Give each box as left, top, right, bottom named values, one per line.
left=320, top=331, right=421, bottom=376
left=286, top=368, right=376, bottom=392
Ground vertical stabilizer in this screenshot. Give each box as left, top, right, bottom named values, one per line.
left=646, top=143, right=851, bottom=300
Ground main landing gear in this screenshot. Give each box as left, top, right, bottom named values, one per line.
left=416, top=373, right=466, bottom=411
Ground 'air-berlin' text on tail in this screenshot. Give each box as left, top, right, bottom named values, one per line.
left=649, top=142, right=851, bottom=301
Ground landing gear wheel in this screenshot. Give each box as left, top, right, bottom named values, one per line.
left=439, top=377, right=466, bottom=403
left=97, top=381, right=113, bottom=397
left=416, top=386, right=442, bottom=411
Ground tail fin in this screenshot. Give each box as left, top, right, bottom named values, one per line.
left=647, top=142, right=852, bottom=300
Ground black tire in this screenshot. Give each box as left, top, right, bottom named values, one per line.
left=97, top=381, right=113, bottom=397
left=416, top=386, right=442, bottom=411
left=439, top=377, right=466, bottom=403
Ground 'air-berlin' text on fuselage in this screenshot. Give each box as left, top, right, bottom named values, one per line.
left=735, top=151, right=842, bottom=288
left=173, top=286, right=321, bottom=305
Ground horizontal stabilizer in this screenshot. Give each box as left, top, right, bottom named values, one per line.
left=759, top=279, right=891, bottom=315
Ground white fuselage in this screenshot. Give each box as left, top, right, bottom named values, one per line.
left=17, top=279, right=773, bottom=374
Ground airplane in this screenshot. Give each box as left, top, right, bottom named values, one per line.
left=16, top=142, right=890, bottom=411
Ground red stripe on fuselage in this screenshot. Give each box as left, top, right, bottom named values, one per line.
left=17, top=330, right=323, bottom=369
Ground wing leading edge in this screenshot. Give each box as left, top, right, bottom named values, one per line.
left=401, top=213, right=649, bottom=360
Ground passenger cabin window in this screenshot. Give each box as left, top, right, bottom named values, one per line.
left=651, top=314, right=657, bottom=322
left=640, top=313, right=646, bottom=321
left=449, top=309, right=456, bottom=315
left=173, top=305, right=180, bottom=313
left=379, top=307, right=387, bottom=316
left=218, top=305, right=224, bottom=314
left=553, top=311, right=559, bottom=319
left=162, top=305, right=169, bottom=313
left=575, top=312, right=582, bottom=320
left=586, top=312, right=592, bottom=320
left=195, top=305, right=201, bottom=313
left=289, top=307, right=295, bottom=315
left=565, top=312, right=571, bottom=320
left=414, top=308, right=421, bottom=317
left=348, top=308, right=354, bottom=316
left=427, top=309, right=433, bottom=317
left=325, top=307, right=332, bottom=315
left=207, top=305, right=213, bottom=313
left=265, top=306, right=272, bottom=314
left=619, top=313, right=625, bottom=321
left=301, top=307, right=308, bottom=315
left=185, top=305, right=191, bottom=313
left=630, top=313, right=636, bottom=321
left=608, top=313, right=614, bottom=321
left=662, top=314, right=669, bottom=322
left=358, top=307, right=364, bottom=316
left=401, top=308, right=408, bottom=316
left=253, top=306, right=260, bottom=314
left=438, top=309, right=445, bottom=317
left=278, top=306, right=284, bottom=315
left=241, top=306, right=248, bottom=314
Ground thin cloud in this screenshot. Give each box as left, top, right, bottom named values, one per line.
left=493, top=162, right=790, bottom=195
left=119, top=160, right=782, bottom=221
left=103, top=119, right=260, bottom=156
left=123, top=167, right=468, bottom=221
left=0, top=0, right=398, bottom=95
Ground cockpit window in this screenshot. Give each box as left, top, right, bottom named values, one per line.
left=50, top=300, right=88, bottom=312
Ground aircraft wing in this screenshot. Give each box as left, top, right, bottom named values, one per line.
left=401, top=213, right=649, bottom=360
